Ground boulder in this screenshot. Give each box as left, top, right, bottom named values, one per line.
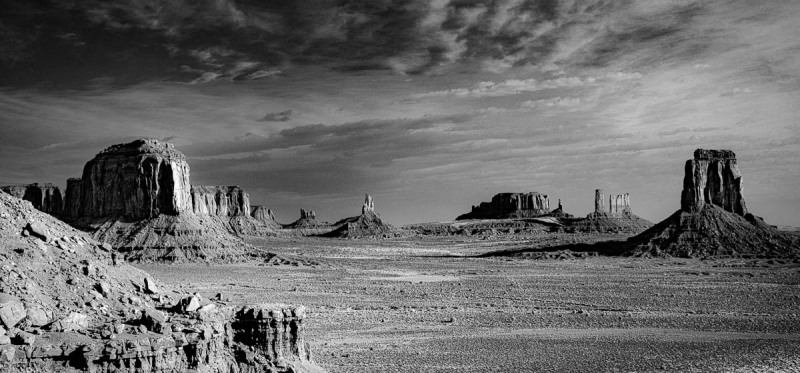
left=25, top=222, right=49, bottom=241
left=26, top=306, right=48, bottom=327
left=144, top=277, right=160, bottom=294
left=0, top=294, right=25, bottom=329
left=51, top=312, right=89, bottom=332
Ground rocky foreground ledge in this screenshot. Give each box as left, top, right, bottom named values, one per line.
left=0, top=191, right=324, bottom=372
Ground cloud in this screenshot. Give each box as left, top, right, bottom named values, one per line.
left=259, top=110, right=294, bottom=122
left=410, top=71, right=641, bottom=99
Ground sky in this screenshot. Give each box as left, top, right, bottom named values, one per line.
left=0, top=0, right=798, bottom=226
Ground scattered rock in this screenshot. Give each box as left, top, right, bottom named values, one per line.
left=0, top=294, right=26, bottom=329
left=25, top=222, right=49, bottom=241
left=51, top=312, right=89, bottom=332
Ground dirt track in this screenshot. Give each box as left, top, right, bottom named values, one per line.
left=141, top=236, right=800, bottom=372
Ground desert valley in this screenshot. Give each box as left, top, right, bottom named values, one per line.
left=0, top=139, right=797, bottom=372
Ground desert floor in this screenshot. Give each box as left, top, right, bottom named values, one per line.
left=141, top=235, right=800, bottom=372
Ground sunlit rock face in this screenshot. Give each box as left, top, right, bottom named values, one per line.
left=69, top=139, right=192, bottom=219
left=681, top=149, right=747, bottom=216
left=191, top=185, right=251, bottom=217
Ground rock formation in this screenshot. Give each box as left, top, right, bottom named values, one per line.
left=191, top=185, right=251, bottom=216
left=680, top=149, right=746, bottom=215
left=456, top=192, right=551, bottom=220
left=362, top=194, right=374, bottom=214
left=325, top=194, right=398, bottom=238
left=251, top=205, right=280, bottom=229
left=69, top=139, right=193, bottom=219
left=0, top=191, right=324, bottom=372
left=61, top=139, right=277, bottom=261
left=572, top=191, right=652, bottom=233
left=594, top=189, right=605, bottom=214
left=301, top=209, right=316, bottom=220
left=608, top=193, right=631, bottom=215
left=627, top=149, right=798, bottom=258
left=1, top=183, right=63, bottom=215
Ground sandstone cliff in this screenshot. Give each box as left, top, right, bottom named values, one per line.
left=1, top=183, right=63, bottom=215
left=191, top=185, right=251, bottom=217
left=251, top=205, right=280, bottom=229
left=574, top=191, right=652, bottom=233
left=457, top=192, right=550, bottom=220
left=62, top=139, right=277, bottom=261
left=73, top=139, right=192, bottom=219
left=0, top=191, right=324, bottom=372
left=627, top=149, right=798, bottom=258
left=680, top=149, right=747, bottom=215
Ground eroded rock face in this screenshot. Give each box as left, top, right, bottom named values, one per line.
left=680, top=149, right=747, bottom=216
left=73, top=139, right=192, bottom=219
left=627, top=149, right=798, bottom=258
left=191, top=185, right=251, bottom=216
left=608, top=193, right=631, bottom=216
left=361, top=194, right=374, bottom=215
left=457, top=192, right=550, bottom=220
left=63, top=178, right=83, bottom=218
left=251, top=205, right=276, bottom=223
left=594, top=189, right=605, bottom=214
left=1, top=184, right=63, bottom=215
left=300, top=209, right=316, bottom=220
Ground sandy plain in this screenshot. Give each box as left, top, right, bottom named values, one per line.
left=141, top=234, right=800, bottom=372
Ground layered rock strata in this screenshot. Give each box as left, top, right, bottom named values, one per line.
left=627, top=149, right=798, bottom=258
left=251, top=205, right=280, bottom=229
left=457, top=192, right=550, bottom=220
left=69, top=139, right=192, bottom=219
left=576, top=191, right=652, bottom=233
left=1, top=183, right=63, bottom=215
left=0, top=191, right=323, bottom=372
left=191, top=185, right=251, bottom=217
left=62, top=139, right=276, bottom=261
left=680, top=149, right=746, bottom=215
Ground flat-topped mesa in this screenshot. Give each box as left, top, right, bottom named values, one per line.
left=362, top=194, right=375, bottom=215
left=300, top=208, right=317, bottom=220
left=457, top=192, right=550, bottom=220
left=1, top=183, right=63, bottom=215
left=681, top=148, right=747, bottom=216
left=191, top=185, right=251, bottom=216
left=73, top=139, right=192, bottom=219
left=608, top=193, right=631, bottom=216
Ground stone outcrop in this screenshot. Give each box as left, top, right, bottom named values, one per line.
left=456, top=192, right=550, bottom=220
left=301, top=209, right=316, bottom=220
left=594, top=189, right=605, bottom=214
left=191, top=185, right=251, bottom=216
left=574, top=191, right=652, bottom=233
left=251, top=205, right=280, bottom=229
left=0, top=190, right=324, bottom=373
left=627, top=149, right=798, bottom=258
left=63, top=178, right=83, bottom=218
left=1, top=183, right=63, bottom=215
left=608, top=193, right=631, bottom=215
left=362, top=194, right=374, bottom=214
left=70, top=139, right=192, bottom=219
left=325, top=194, right=398, bottom=238
left=61, top=139, right=277, bottom=262
left=680, top=149, right=747, bottom=216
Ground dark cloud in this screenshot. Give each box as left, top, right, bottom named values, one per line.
left=0, top=0, right=707, bottom=88
left=259, top=109, right=293, bottom=122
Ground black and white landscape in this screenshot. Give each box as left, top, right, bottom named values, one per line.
left=0, top=1, right=799, bottom=372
